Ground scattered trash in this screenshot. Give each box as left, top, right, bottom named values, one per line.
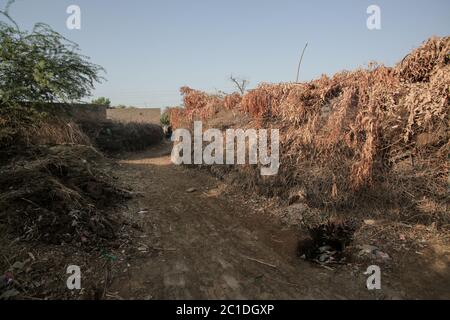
left=0, top=272, right=14, bottom=289
left=0, top=272, right=16, bottom=300
left=297, top=219, right=358, bottom=266
left=359, top=245, right=379, bottom=255
left=318, top=253, right=332, bottom=263
left=186, top=188, right=197, bottom=193
left=359, top=245, right=391, bottom=261
left=318, top=245, right=332, bottom=253
left=101, top=249, right=117, bottom=261
left=374, top=250, right=390, bottom=261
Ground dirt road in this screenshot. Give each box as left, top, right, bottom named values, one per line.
left=106, top=142, right=394, bottom=300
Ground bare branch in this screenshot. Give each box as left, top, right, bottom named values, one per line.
left=296, top=42, right=308, bottom=82
left=0, top=0, right=20, bottom=31
left=229, top=74, right=249, bottom=95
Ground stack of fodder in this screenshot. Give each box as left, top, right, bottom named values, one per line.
left=168, top=87, right=230, bottom=129
left=170, top=36, right=450, bottom=226
left=0, top=144, right=130, bottom=245
left=0, top=105, right=90, bottom=164
left=395, top=36, right=450, bottom=83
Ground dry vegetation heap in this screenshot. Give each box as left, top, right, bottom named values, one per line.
left=168, top=36, right=450, bottom=226
left=0, top=104, right=163, bottom=246
left=0, top=144, right=130, bottom=245
left=79, top=120, right=163, bottom=154
left=0, top=103, right=167, bottom=299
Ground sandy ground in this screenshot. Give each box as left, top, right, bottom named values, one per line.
left=3, top=142, right=446, bottom=299
left=105, top=142, right=449, bottom=300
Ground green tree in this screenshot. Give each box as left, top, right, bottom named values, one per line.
left=160, top=111, right=170, bottom=126
left=92, top=97, right=111, bottom=106
left=0, top=1, right=104, bottom=105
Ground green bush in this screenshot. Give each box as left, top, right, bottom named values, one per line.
left=160, top=112, right=170, bottom=126
left=0, top=2, right=104, bottom=105
left=92, top=97, right=111, bottom=106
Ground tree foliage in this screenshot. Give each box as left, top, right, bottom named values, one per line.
left=0, top=1, right=104, bottom=105
left=160, top=111, right=170, bottom=126
left=91, top=97, right=111, bottom=106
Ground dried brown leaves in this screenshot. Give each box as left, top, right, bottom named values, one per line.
left=168, top=37, right=449, bottom=223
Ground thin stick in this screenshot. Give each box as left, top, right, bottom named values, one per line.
left=296, top=42, right=309, bottom=82
left=263, top=275, right=302, bottom=288
left=1, top=253, right=12, bottom=268
left=315, top=262, right=335, bottom=271
left=242, top=255, right=277, bottom=269
left=21, top=198, right=43, bottom=210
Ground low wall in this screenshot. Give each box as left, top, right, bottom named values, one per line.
left=30, top=103, right=107, bottom=122
left=107, top=108, right=161, bottom=124
left=27, top=103, right=162, bottom=124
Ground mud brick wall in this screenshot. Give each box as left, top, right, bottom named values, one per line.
left=107, top=108, right=161, bottom=124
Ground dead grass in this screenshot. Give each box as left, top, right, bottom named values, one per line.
left=0, top=145, right=130, bottom=245
left=0, top=105, right=90, bottom=164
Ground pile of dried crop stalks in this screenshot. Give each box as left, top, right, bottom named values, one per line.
left=169, top=36, right=449, bottom=226
left=0, top=105, right=132, bottom=245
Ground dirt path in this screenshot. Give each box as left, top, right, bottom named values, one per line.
left=107, top=142, right=401, bottom=300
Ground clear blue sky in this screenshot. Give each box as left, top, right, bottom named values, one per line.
left=3, top=0, right=450, bottom=108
